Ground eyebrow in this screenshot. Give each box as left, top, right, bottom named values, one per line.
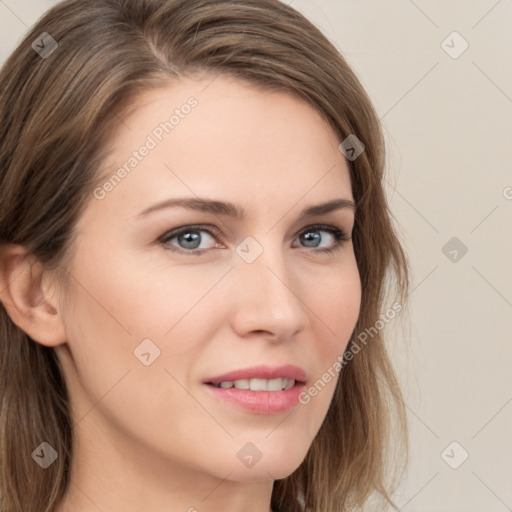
left=137, top=196, right=356, bottom=220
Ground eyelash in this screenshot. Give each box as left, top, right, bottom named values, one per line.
left=158, top=224, right=351, bottom=256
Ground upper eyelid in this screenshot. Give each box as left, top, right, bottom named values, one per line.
left=159, top=223, right=349, bottom=244
left=162, top=222, right=347, bottom=235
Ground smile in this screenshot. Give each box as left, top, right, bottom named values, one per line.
left=208, top=377, right=296, bottom=391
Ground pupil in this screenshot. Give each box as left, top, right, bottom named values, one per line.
left=180, top=231, right=200, bottom=249
left=303, top=231, right=320, bottom=247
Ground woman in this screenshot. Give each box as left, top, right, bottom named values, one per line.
left=0, top=0, right=410, bottom=511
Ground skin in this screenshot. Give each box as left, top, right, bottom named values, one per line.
left=0, top=73, right=361, bottom=512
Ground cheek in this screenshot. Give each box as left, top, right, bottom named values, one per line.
left=307, top=257, right=362, bottom=350
left=59, top=257, right=235, bottom=465
left=70, top=248, right=228, bottom=338
left=121, top=260, right=232, bottom=341
left=286, top=258, right=361, bottom=438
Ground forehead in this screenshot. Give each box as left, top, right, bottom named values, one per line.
left=89, top=74, right=353, bottom=219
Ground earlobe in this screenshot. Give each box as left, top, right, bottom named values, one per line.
left=0, top=244, right=67, bottom=347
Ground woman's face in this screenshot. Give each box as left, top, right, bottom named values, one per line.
left=54, top=73, right=361, bottom=487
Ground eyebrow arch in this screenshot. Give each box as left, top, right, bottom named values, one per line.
left=137, top=196, right=356, bottom=220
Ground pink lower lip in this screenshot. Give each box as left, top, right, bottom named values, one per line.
left=203, top=382, right=306, bottom=414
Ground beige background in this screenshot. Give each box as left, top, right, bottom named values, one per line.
left=1, top=1, right=511, bottom=511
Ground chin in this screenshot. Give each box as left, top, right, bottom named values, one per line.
left=227, top=450, right=307, bottom=482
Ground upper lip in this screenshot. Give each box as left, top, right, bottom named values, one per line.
left=204, top=364, right=307, bottom=385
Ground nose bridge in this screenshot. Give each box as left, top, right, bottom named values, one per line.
left=231, top=233, right=308, bottom=336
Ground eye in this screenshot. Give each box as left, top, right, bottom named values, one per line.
left=158, top=225, right=222, bottom=255
left=158, top=224, right=351, bottom=256
left=293, top=225, right=351, bottom=254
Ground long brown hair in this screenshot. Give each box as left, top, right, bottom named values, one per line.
left=0, top=1, right=411, bottom=510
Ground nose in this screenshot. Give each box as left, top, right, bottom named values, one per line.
left=228, top=242, right=309, bottom=342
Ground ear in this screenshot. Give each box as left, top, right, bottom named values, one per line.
left=0, top=244, right=67, bottom=347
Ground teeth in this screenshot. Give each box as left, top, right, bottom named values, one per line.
left=235, top=379, right=250, bottom=389
left=284, top=378, right=295, bottom=390
left=266, top=378, right=282, bottom=391
left=215, top=378, right=296, bottom=391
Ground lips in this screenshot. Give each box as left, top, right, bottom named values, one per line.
left=202, top=364, right=308, bottom=414
left=203, top=364, right=307, bottom=386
